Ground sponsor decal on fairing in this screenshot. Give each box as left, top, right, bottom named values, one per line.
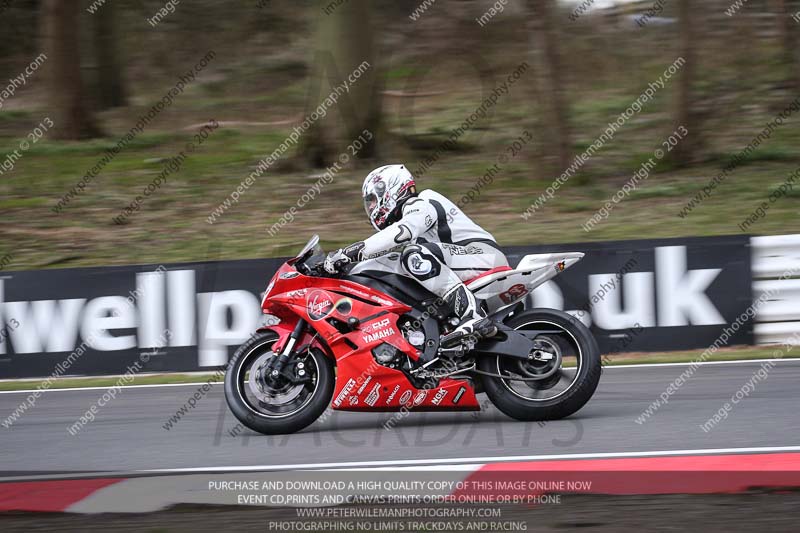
left=307, top=290, right=333, bottom=320
left=357, top=376, right=372, bottom=395
left=499, top=283, right=529, bottom=304
left=339, top=285, right=371, bottom=299
left=365, top=383, right=381, bottom=406
left=370, top=295, right=394, bottom=306
left=333, top=378, right=356, bottom=407
left=413, top=390, right=427, bottom=405
left=452, top=386, right=466, bottom=404
left=286, top=288, right=308, bottom=299
left=334, top=297, right=352, bottom=316
left=399, top=390, right=413, bottom=405
left=386, top=385, right=401, bottom=403
left=362, top=328, right=396, bottom=343
left=363, top=318, right=390, bottom=332
left=431, top=388, right=448, bottom=405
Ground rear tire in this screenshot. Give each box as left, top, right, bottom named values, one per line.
left=479, top=308, right=601, bottom=421
left=224, top=331, right=335, bottom=435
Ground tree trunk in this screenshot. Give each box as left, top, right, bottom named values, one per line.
left=300, top=0, right=381, bottom=168
left=530, top=0, right=572, bottom=175
left=774, top=0, right=800, bottom=91
left=41, top=0, right=101, bottom=139
left=93, top=0, right=126, bottom=109
left=672, top=0, right=697, bottom=166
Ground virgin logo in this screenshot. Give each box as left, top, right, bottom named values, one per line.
left=307, top=290, right=333, bottom=320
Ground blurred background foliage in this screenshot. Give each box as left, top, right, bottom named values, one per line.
left=0, top=0, right=799, bottom=269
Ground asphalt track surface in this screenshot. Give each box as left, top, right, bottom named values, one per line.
left=1, top=360, right=799, bottom=475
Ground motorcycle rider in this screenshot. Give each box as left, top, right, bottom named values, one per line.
left=324, top=164, right=509, bottom=347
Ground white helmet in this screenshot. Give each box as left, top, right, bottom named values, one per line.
left=362, top=164, right=416, bottom=230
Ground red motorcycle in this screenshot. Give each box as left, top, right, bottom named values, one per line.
left=224, top=235, right=601, bottom=435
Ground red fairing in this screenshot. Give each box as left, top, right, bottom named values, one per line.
left=259, top=262, right=480, bottom=412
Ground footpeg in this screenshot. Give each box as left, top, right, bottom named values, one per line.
left=440, top=318, right=497, bottom=348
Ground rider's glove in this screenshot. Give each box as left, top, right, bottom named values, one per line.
left=324, top=249, right=351, bottom=274
left=323, top=242, right=366, bottom=274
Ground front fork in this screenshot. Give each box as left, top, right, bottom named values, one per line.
left=264, top=318, right=307, bottom=387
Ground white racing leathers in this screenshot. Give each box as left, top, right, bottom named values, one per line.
left=348, top=189, right=509, bottom=298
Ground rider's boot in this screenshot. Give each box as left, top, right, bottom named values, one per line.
left=439, top=284, right=497, bottom=348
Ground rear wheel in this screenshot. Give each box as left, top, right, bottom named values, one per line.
left=478, top=308, right=601, bottom=421
left=224, top=331, right=335, bottom=435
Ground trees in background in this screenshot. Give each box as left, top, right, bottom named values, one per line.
left=774, top=0, right=800, bottom=91
left=529, top=0, right=572, bottom=175
left=40, top=0, right=101, bottom=139
left=6, top=0, right=798, bottom=173
left=92, top=0, right=127, bottom=109
left=672, top=0, right=698, bottom=166
left=301, top=0, right=381, bottom=167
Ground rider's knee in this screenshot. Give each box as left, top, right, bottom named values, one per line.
left=400, top=244, right=423, bottom=263
left=400, top=244, right=441, bottom=280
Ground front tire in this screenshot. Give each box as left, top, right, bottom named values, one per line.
left=224, top=330, right=335, bottom=435
left=479, top=308, right=601, bottom=421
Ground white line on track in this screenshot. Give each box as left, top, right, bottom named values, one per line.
left=134, top=445, right=800, bottom=474
left=2, top=445, right=799, bottom=483
left=0, top=381, right=214, bottom=395
left=607, top=357, right=800, bottom=369
left=1, top=358, right=799, bottom=395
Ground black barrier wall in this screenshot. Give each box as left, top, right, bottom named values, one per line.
left=0, top=235, right=752, bottom=378
left=508, top=234, right=753, bottom=353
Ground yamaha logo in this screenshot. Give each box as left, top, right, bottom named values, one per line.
left=362, top=328, right=396, bottom=343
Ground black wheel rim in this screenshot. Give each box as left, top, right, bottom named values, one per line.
left=496, top=319, right=583, bottom=402
left=234, top=339, right=320, bottom=419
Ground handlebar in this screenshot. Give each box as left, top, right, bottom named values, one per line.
left=297, top=252, right=327, bottom=276
left=297, top=253, right=352, bottom=278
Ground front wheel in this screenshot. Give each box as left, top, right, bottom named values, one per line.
left=224, top=330, right=335, bottom=435
left=478, top=308, right=601, bottom=421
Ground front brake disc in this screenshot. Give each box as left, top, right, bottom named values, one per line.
left=247, top=351, right=304, bottom=405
